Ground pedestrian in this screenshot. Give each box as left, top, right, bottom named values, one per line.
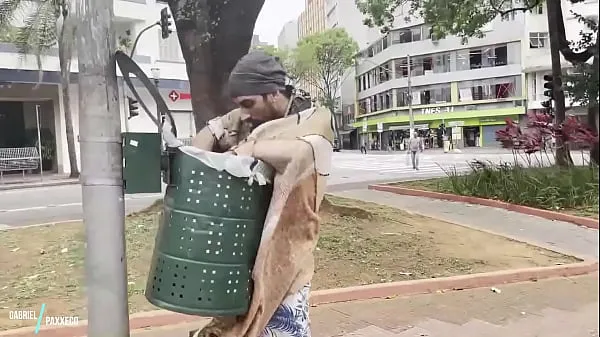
left=190, top=50, right=332, bottom=337
left=407, top=131, right=424, bottom=170
left=360, top=141, right=368, bottom=154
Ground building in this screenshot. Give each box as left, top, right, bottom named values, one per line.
left=277, top=20, right=299, bottom=50
left=522, top=0, right=598, bottom=117
left=297, top=0, right=327, bottom=99
left=352, top=0, right=598, bottom=151
left=250, top=34, right=270, bottom=50
left=324, top=0, right=377, bottom=149
left=298, top=0, right=326, bottom=39
left=0, top=1, right=194, bottom=175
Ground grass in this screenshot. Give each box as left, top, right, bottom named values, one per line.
left=394, top=164, right=599, bottom=219
left=0, top=196, right=579, bottom=330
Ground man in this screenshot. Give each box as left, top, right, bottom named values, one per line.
left=407, top=131, right=424, bottom=170
left=190, top=50, right=331, bottom=337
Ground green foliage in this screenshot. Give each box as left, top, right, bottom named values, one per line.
left=439, top=162, right=599, bottom=211
left=0, top=0, right=62, bottom=56
left=356, top=0, right=542, bottom=40
left=563, top=13, right=599, bottom=107
left=295, top=28, right=358, bottom=110
left=254, top=45, right=306, bottom=86
left=0, top=24, right=17, bottom=42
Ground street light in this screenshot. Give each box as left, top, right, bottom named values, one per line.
left=151, top=66, right=161, bottom=132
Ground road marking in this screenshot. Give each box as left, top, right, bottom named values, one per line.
left=0, top=219, right=82, bottom=231
left=0, top=194, right=161, bottom=213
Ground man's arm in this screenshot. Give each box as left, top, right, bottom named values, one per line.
left=191, top=126, right=216, bottom=151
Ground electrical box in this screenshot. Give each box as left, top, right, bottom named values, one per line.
left=122, top=132, right=162, bottom=194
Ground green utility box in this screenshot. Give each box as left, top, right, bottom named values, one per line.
left=122, top=132, right=162, bottom=194
left=145, top=147, right=273, bottom=316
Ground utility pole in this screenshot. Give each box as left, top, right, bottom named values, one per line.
left=407, top=54, right=414, bottom=136
left=76, top=0, right=130, bottom=335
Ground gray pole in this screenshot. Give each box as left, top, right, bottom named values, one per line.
left=35, top=104, right=44, bottom=181
left=76, top=0, right=130, bottom=335
left=407, top=54, right=414, bottom=136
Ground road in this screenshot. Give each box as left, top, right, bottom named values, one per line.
left=0, top=149, right=585, bottom=229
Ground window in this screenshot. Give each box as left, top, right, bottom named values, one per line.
left=418, top=84, right=451, bottom=105
left=494, top=45, right=508, bottom=65
left=469, top=49, right=483, bottom=69
left=501, top=11, right=517, bottom=21
left=457, top=76, right=521, bottom=101
left=395, top=58, right=408, bottom=78
left=529, top=32, right=549, bottom=48
left=411, top=26, right=422, bottom=41
left=396, top=88, right=409, bottom=107
left=534, top=4, right=544, bottom=14
left=433, top=53, right=451, bottom=73
left=158, top=31, right=184, bottom=62
left=456, top=49, right=470, bottom=70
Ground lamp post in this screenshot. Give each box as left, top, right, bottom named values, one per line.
left=151, top=66, right=161, bottom=133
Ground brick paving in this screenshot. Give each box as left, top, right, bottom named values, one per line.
left=130, top=273, right=598, bottom=336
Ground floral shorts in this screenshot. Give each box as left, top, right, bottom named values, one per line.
left=261, top=284, right=311, bottom=337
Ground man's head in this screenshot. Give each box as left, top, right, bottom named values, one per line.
left=227, top=51, right=291, bottom=122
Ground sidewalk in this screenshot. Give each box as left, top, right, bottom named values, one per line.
left=333, top=189, right=599, bottom=259
left=128, top=273, right=598, bottom=336
left=0, top=174, right=78, bottom=191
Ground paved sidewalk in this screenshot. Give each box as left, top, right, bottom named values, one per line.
left=333, top=189, right=599, bottom=259
left=129, top=273, right=598, bottom=336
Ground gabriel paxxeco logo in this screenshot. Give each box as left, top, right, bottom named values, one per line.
left=9, top=304, right=79, bottom=334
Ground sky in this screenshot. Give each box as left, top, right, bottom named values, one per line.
left=253, top=0, right=305, bottom=46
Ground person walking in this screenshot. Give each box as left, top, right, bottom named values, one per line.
left=360, top=141, right=368, bottom=154
left=407, top=132, right=424, bottom=170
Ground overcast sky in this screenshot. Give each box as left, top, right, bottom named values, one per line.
left=253, top=0, right=305, bottom=45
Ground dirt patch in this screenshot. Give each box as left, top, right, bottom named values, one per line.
left=0, top=196, right=578, bottom=330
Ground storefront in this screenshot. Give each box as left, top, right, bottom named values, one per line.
left=354, top=107, right=524, bottom=149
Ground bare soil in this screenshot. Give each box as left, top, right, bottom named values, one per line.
left=0, top=196, right=578, bottom=330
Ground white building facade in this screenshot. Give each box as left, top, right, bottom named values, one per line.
left=277, top=20, right=299, bottom=50
left=352, top=0, right=598, bottom=150
left=0, top=0, right=194, bottom=175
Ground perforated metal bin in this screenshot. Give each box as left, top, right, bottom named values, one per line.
left=145, top=147, right=273, bottom=316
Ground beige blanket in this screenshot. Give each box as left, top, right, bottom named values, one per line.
left=194, top=107, right=335, bottom=337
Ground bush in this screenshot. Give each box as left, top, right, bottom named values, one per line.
left=441, top=161, right=599, bottom=211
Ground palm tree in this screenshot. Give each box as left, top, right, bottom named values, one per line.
left=0, top=0, right=79, bottom=178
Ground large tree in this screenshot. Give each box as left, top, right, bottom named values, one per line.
left=255, top=45, right=308, bottom=87
left=295, top=28, right=358, bottom=123
left=166, top=0, right=265, bottom=130
left=356, top=0, right=597, bottom=166
left=0, top=0, right=79, bottom=177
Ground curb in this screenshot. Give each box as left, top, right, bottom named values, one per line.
left=1, top=261, right=597, bottom=337
left=0, top=180, right=79, bottom=191
left=369, top=184, right=599, bottom=230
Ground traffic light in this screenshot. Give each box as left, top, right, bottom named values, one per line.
left=541, top=74, right=554, bottom=110
left=128, top=97, right=139, bottom=119
left=160, top=7, right=172, bottom=39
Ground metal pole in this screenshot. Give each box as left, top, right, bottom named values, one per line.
left=129, top=22, right=159, bottom=58
left=76, top=0, right=130, bottom=334
left=154, top=78, right=161, bottom=133
left=407, top=54, right=414, bottom=137
left=122, top=78, right=130, bottom=132
left=35, top=104, right=43, bottom=181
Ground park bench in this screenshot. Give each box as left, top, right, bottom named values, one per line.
left=0, top=147, right=41, bottom=182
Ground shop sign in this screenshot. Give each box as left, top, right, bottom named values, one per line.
left=420, top=106, right=454, bottom=115
left=362, top=119, right=368, bottom=132
left=447, top=121, right=465, bottom=127
left=377, top=122, right=383, bottom=133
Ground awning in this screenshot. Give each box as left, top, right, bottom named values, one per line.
left=338, top=130, right=354, bottom=135
left=388, top=124, right=429, bottom=131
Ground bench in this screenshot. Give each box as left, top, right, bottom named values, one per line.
left=0, top=147, right=41, bottom=181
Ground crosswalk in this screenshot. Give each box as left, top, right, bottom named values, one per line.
left=331, top=153, right=473, bottom=176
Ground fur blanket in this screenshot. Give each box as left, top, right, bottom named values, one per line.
left=192, top=106, right=334, bottom=337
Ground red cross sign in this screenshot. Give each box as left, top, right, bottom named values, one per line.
left=168, top=90, right=180, bottom=102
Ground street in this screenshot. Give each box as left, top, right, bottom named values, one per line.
left=0, top=149, right=584, bottom=229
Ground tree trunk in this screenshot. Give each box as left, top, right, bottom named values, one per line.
left=546, top=0, right=573, bottom=167
left=167, top=0, right=265, bottom=130
left=58, top=16, right=79, bottom=178
left=587, top=33, right=600, bottom=165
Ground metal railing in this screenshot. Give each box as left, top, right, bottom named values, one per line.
left=0, top=147, right=41, bottom=181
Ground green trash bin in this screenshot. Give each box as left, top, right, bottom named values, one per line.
left=145, top=147, right=273, bottom=316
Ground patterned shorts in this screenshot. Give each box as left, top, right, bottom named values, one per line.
left=260, top=284, right=311, bottom=337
